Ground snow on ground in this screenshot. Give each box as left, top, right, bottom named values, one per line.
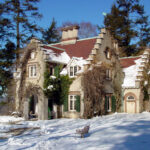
left=1, top=113, right=150, bottom=150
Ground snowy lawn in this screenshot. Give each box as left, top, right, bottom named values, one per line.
left=1, top=113, right=150, bottom=150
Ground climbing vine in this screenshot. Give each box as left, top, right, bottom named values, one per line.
left=43, top=63, right=73, bottom=108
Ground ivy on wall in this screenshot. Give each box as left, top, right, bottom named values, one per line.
left=43, top=63, right=72, bottom=109
left=60, top=75, right=73, bottom=111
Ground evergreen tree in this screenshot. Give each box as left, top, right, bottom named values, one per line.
left=0, top=3, right=12, bottom=44
left=0, top=42, right=16, bottom=96
left=104, top=0, right=150, bottom=56
left=42, top=18, right=60, bottom=44
left=2, top=0, right=42, bottom=59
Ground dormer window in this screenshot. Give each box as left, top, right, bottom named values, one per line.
left=69, top=66, right=78, bottom=77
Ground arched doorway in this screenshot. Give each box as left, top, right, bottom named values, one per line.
left=29, top=95, right=38, bottom=118
left=24, top=84, right=48, bottom=120
left=124, top=92, right=137, bottom=113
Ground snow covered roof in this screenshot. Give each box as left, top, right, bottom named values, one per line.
left=120, top=56, right=141, bottom=68
left=121, top=57, right=142, bottom=88
left=41, top=45, right=70, bottom=64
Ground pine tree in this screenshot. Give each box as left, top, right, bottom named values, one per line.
left=2, top=0, right=42, bottom=59
left=0, top=3, right=12, bottom=43
left=42, top=18, right=60, bottom=44
left=0, top=42, right=16, bottom=96
left=104, top=0, right=150, bottom=56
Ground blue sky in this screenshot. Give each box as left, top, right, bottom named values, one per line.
left=37, top=0, right=150, bottom=29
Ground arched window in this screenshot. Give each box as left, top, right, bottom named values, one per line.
left=127, top=95, right=135, bottom=101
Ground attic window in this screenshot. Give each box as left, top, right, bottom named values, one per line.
left=31, top=52, right=35, bottom=59
left=106, top=69, right=111, bottom=80
left=70, top=66, right=78, bottom=77
left=127, top=96, right=135, bottom=101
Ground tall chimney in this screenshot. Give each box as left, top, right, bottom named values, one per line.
left=61, top=25, right=80, bottom=44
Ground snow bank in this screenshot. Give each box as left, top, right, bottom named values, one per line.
left=0, top=116, right=24, bottom=123
left=1, top=113, right=150, bottom=150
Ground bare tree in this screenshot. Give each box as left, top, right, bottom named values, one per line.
left=61, top=21, right=98, bottom=39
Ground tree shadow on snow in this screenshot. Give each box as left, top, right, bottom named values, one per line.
left=111, top=120, right=150, bottom=150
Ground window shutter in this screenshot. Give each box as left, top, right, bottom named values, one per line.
left=75, top=95, right=80, bottom=112
left=111, top=96, right=116, bottom=112
left=105, top=96, right=107, bottom=113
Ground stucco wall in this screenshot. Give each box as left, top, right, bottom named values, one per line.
left=15, top=40, right=48, bottom=120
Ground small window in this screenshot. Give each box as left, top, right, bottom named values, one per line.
left=105, top=48, right=111, bottom=59
left=31, top=52, right=35, bottom=59
left=29, top=65, right=37, bottom=77
left=127, top=96, right=135, bottom=101
left=106, top=69, right=111, bottom=80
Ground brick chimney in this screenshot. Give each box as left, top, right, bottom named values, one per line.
left=61, top=25, right=80, bottom=44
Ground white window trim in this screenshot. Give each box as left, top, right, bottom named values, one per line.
left=29, top=64, right=37, bottom=78
left=69, top=66, right=78, bottom=77
left=69, top=95, right=76, bottom=111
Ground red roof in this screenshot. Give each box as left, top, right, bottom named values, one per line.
left=120, top=56, right=141, bottom=68
left=51, top=38, right=97, bottom=59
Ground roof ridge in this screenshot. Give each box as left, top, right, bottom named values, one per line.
left=77, top=36, right=98, bottom=42
left=119, top=56, right=141, bottom=59
left=49, top=36, right=98, bottom=46
left=48, top=45, right=66, bottom=51
left=42, top=45, right=66, bottom=51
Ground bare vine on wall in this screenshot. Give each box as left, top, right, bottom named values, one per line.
left=17, top=43, right=36, bottom=113
left=82, top=65, right=106, bottom=118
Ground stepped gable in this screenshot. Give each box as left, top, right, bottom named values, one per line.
left=50, top=37, right=97, bottom=59
left=120, top=56, right=141, bottom=68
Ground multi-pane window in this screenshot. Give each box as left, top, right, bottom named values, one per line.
left=69, top=66, right=78, bottom=77
left=29, top=65, right=37, bottom=77
left=69, top=95, right=76, bottom=111
left=70, top=67, right=73, bottom=76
